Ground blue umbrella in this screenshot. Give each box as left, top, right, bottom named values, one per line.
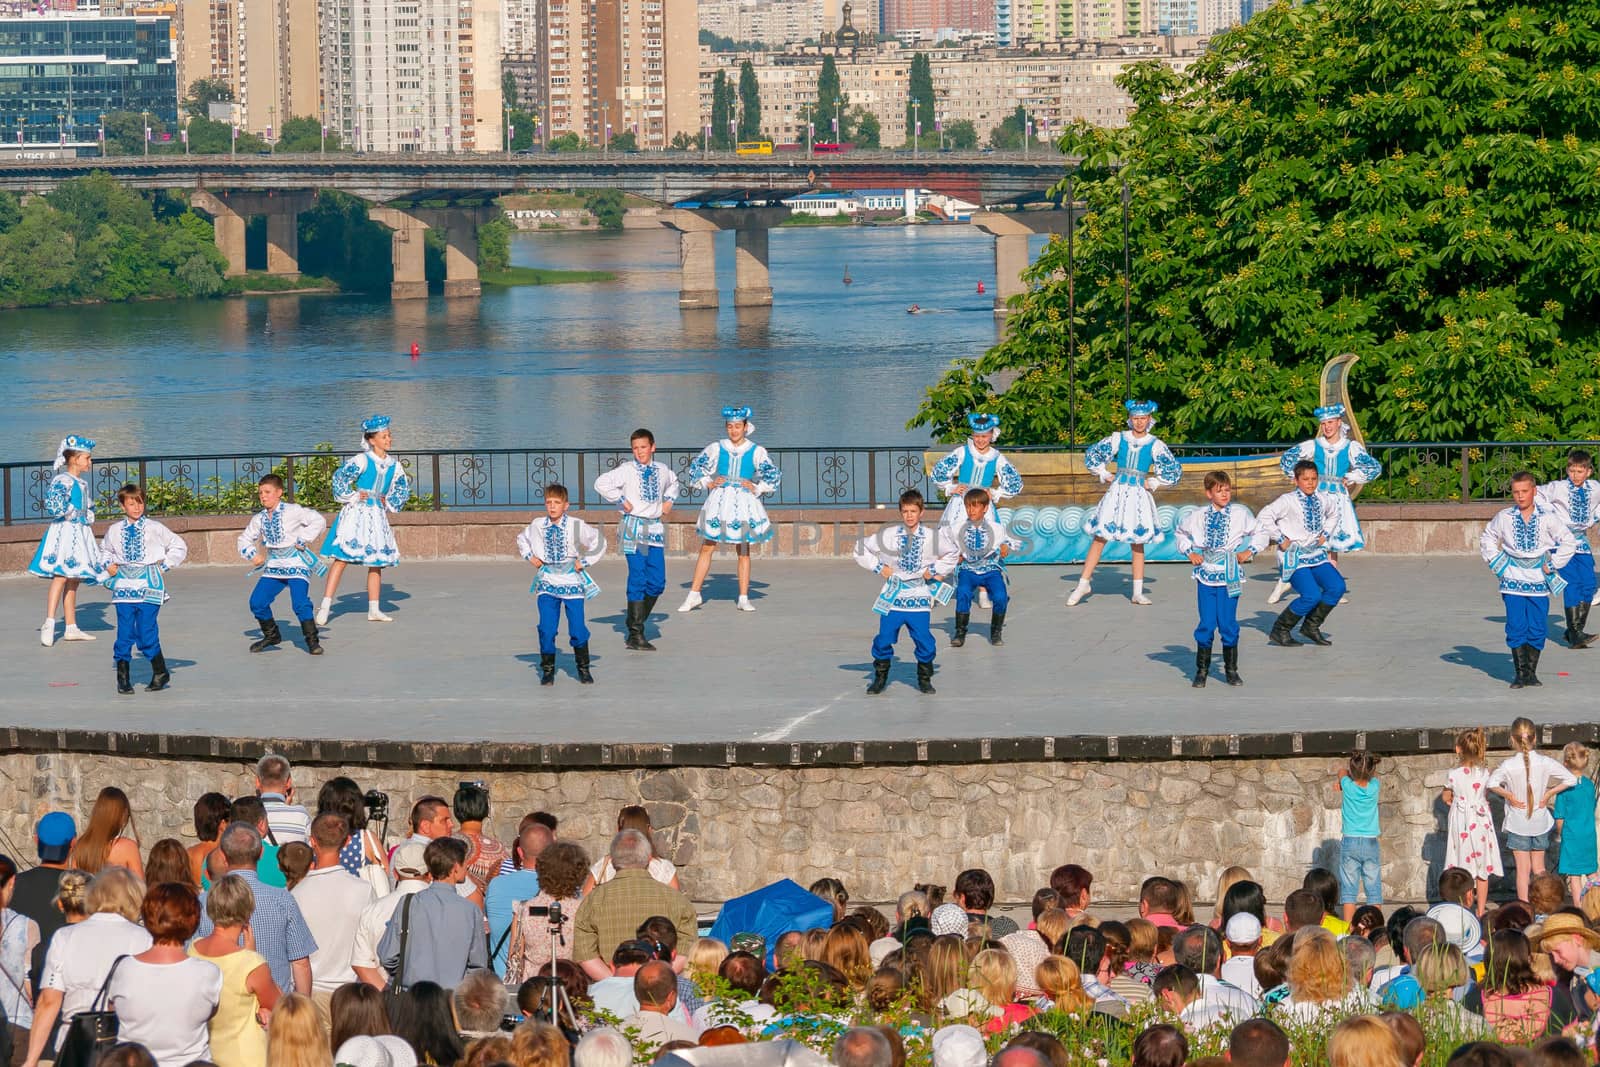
left=707, top=878, right=836, bottom=965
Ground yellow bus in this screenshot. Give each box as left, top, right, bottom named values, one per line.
left=736, top=141, right=774, bottom=155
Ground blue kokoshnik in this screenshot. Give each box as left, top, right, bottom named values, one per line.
left=532, top=559, right=601, bottom=600
left=110, top=563, right=168, bottom=605
left=1489, top=551, right=1567, bottom=598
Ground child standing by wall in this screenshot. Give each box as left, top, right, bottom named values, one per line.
left=1335, top=751, right=1382, bottom=922
left=1553, top=742, right=1598, bottom=905
left=101, top=484, right=188, bottom=694
left=1488, top=717, right=1578, bottom=903
left=1538, top=449, right=1600, bottom=648
left=1441, top=727, right=1503, bottom=916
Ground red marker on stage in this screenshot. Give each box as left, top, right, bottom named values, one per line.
left=410, top=341, right=421, bottom=360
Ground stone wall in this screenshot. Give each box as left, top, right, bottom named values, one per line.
left=1, top=749, right=1473, bottom=906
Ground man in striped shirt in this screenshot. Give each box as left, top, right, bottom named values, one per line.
left=256, top=753, right=311, bottom=845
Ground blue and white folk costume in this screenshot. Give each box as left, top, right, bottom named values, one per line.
left=322, top=449, right=411, bottom=568
left=1538, top=476, right=1600, bottom=613
left=1252, top=488, right=1348, bottom=645
left=1174, top=503, right=1257, bottom=655
left=688, top=434, right=781, bottom=545
left=1278, top=408, right=1382, bottom=553
left=238, top=502, right=328, bottom=625
left=930, top=414, right=1024, bottom=528
left=30, top=437, right=107, bottom=586
left=952, top=514, right=1020, bottom=645
left=102, top=515, right=187, bottom=681
left=517, top=514, right=606, bottom=659
left=855, top=521, right=958, bottom=693
left=1480, top=504, right=1576, bottom=660
left=1082, top=409, right=1182, bottom=545
left=595, top=460, right=680, bottom=603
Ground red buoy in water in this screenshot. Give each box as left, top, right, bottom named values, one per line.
left=410, top=341, right=421, bottom=360
left=976, top=281, right=986, bottom=294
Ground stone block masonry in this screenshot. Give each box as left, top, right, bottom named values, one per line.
left=0, top=749, right=1514, bottom=907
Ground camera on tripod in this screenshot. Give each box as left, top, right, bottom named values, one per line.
left=525, top=902, right=562, bottom=924
left=362, top=789, right=389, bottom=820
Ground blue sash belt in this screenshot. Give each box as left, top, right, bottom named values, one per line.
left=1114, top=471, right=1146, bottom=487
left=112, top=563, right=167, bottom=605
left=618, top=514, right=651, bottom=556
left=532, top=559, right=601, bottom=599
left=1202, top=549, right=1245, bottom=598
left=248, top=545, right=328, bottom=578
left=1490, top=551, right=1567, bottom=597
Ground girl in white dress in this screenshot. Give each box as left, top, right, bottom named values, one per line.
left=316, top=415, right=412, bottom=626
left=1488, top=716, right=1577, bottom=904
left=1440, top=726, right=1502, bottom=915
left=30, top=435, right=107, bottom=647
left=678, top=406, right=782, bottom=613
left=1066, top=400, right=1182, bottom=606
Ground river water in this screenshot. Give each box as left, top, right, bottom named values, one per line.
left=0, top=225, right=1047, bottom=460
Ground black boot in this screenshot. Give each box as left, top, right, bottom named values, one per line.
left=1566, top=606, right=1593, bottom=649
left=146, top=654, right=170, bottom=692
left=865, top=658, right=891, bottom=695
left=116, top=660, right=134, bottom=695
left=1192, top=644, right=1212, bottom=688
left=249, top=617, right=281, bottom=652
left=1299, top=603, right=1334, bottom=646
left=1525, top=645, right=1543, bottom=687
left=989, top=611, right=1006, bottom=646
left=624, top=603, right=649, bottom=650
left=1268, top=608, right=1302, bottom=647
left=916, top=661, right=936, bottom=694
left=951, top=612, right=969, bottom=647
left=575, top=644, right=595, bottom=684
left=1222, top=645, right=1243, bottom=686
left=1578, top=603, right=1595, bottom=647
left=300, top=619, right=323, bottom=656
left=1509, top=646, right=1528, bottom=689
left=540, top=652, right=556, bottom=685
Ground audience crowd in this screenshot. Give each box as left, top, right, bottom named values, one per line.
left=3, top=749, right=1600, bottom=1067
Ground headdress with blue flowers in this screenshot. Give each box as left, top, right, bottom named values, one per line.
left=362, top=414, right=391, bottom=451
left=53, top=434, right=96, bottom=472
left=967, top=413, right=1001, bottom=440
left=1313, top=404, right=1346, bottom=421
left=722, top=405, right=755, bottom=434
left=1125, top=399, right=1158, bottom=429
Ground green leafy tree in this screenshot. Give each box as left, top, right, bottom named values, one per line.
left=0, top=191, right=20, bottom=234
left=944, top=118, right=978, bottom=150
left=547, top=131, right=586, bottom=151
left=915, top=0, right=1600, bottom=447
left=710, top=71, right=734, bottom=149
left=275, top=116, right=340, bottom=153
left=608, top=130, right=638, bottom=151
left=478, top=217, right=513, bottom=271
left=815, top=54, right=850, bottom=141
left=502, top=69, right=519, bottom=108
left=905, top=53, right=935, bottom=143
left=584, top=189, right=626, bottom=230
left=298, top=190, right=393, bottom=292
left=181, top=117, right=267, bottom=155
left=105, top=111, right=164, bottom=155
left=850, top=108, right=880, bottom=149
left=669, top=130, right=703, bottom=150
left=987, top=105, right=1026, bottom=151
left=183, top=78, right=234, bottom=118
left=508, top=109, right=537, bottom=150
left=738, top=60, right=763, bottom=141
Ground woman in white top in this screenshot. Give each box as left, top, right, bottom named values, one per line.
left=1488, top=716, right=1578, bottom=903
left=580, top=805, right=680, bottom=893
left=22, top=868, right=152, bottom=1067
left=108, top=883, right=222, bottom=1067
left=1, top=856, right=42, bottom=1057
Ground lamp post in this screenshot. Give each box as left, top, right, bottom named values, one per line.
left=727, top=116, right=735, bottom=152
left=56, top=112, right=64, bottom=147
left=702, top=116, right=710, bottom=159
left=267, top=104, right=276, bottom=154
left=910, top=96, right=919, bottom=159
left=504, top=102, right=512, bottom=158
left=181, top=113, right=190, bottom=155
left=98, top=112, right=106, bottom=157
left=601, top=101, right=610, bottom=158
left=1024, top=112, right=1031, bottom=157
left=319, top=111, right=327, bottom=156
left=141, top=109, right=149, bottom=156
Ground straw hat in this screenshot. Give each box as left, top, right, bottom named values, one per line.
left=1530, top=913, right=1600, bottom=951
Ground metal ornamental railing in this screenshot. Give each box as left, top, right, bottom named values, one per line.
left=2, top=441, right=1594, bottom=525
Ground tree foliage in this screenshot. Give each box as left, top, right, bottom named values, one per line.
left=584, top=189, right=626, bottom=230
left=915, top=0, right=1600, bottom=445
left=478, top=217, right=512, bottom=272
left=738, top=60, right=764, bottom=141
left=508, top=109, right=537, bottom=150
left=851, top=108, right=880, bottom=149
left=816, top=55, right=851, bottom=141
left=906, top=53, right=936, bottom=142
left=548, top=132, right=586, bottom=152
left=944, top=118, right=979, bottom=150
left=183, top=78, right=234, bottom=118
left=276, top=116, right=342, bottom=153
left=987, top=105, right=1028, bottom=151
left=298, top=191, right=394, bottom=293
left=711, top=71, right=735, bottom=149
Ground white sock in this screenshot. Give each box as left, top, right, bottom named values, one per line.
left=320, top=596, right=333, bottom=610
left=43, top=616, right=55, bottom=625
left=1133, top=580, right=1145, bottom=597
left=368, top=600, right=380, bottom=613
left=1074, top=577, right=1090, bottom=590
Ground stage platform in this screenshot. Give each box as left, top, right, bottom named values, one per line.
left=3, top=557, right=1596, bottom=766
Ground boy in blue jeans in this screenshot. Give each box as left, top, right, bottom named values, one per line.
left=950, top=488, right=1018, bottom=648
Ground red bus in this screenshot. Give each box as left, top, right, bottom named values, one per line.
left=814, top=142, right=853, bottom=154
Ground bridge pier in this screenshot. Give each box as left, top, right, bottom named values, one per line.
left=368, top=205, right=497, bottom=301
left=661, top=207, right=788, bottom=311
left=971, top=209, right=1076, bottom=317
left=190, top=190, right=316, bottom=278
left=733, top=228, right=772, bottom=308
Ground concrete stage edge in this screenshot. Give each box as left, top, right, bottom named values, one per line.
left=3, top=557, right=1597, bottom=769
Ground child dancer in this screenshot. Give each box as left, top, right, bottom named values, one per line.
left=1334, top=750, right=1382, bottom=922
left=1173, top=471, right=1257, bottom=687
left=1251, top=460, right=1348, bottom=648
left=1267, top=405, right=1382, bottom=604
left=1441, top=727, right=1503, bottom=916
left=31, top=434, right=107, bottom=646
left=101, top=484, right=187, bottom=694
left=1538, top=449, right=1599, bottom=648
left=1488, top=716, right=1576, bottom=903
left=516, top=484, right=606, bottom=685
left=1066, top=400, right=1182, bottom=607
left=930, top=414, right=1024, bottom=529
left=1479, top=471, right=1577, bottom=688
left=238, top=474, right=328, bottom=656
left=678, top=406, right=782, bottom=613
left=950, top=487, right=1019, bottom=647
left=855, top=489, right=958, bottom=695
left=1553, top=742, right=1597, bottom=905
left=594, top=428, right=679, bottom=650
left=316, top=415, right=412, bottom=626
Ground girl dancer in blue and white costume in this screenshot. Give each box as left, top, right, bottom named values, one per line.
left=678, top=406, right=782, bottom=613
left=31, top=434, right=108, bottom=647
left=930, top=413, right=1024, bottom=529
left=316, top=415, right=412, bottom=626
left=1266, top=404, right=1381, bottom=604
left=1066, top=400, right=1182, bottom=607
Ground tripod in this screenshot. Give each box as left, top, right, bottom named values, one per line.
left=529, top=906, right=581, bottom=1034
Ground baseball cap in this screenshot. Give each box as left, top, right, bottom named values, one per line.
left=1224, top=913, right=1263, bottom=945
left=931, top=1025, right=986, bottom=1067
left=391, top=841, right=428, bottom=877
left=930, top=903, right=969, bottom=936
left=37, top=812, right=75, bottom=863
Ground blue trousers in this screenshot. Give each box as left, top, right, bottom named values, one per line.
left=1559, top=554, right=1598, bottom=608
left=1504, top=594, right=1549, bottom=650
left=1194, top=583, right=1240, bottom=647
left=625, top=546, right=666, bottom=600
left=955, top=570, right=1008, bottom=613
left=1288, top=562, right=1346, bottom=616
left=113, top=602, right=162, bottom=663
left=249, top=577, right=314, bottom=621
left=537, top=594, right=589, bottom=653
left=872, top=610, right=937, bottom=664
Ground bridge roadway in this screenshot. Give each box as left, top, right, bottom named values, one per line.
left=0, top=151, right=1067, bottom=206
left=1, top=556, right=1591, bottom=748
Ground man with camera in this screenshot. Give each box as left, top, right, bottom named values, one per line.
left=378, top=838, right=487, bottom=989
left=352, top=841, right=430, bottom=990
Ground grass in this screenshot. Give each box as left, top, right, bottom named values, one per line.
left=225, top=272, right=339, bottom=294
left=480, top=266, right=616, bottom=286
left=780, top=213, right=856, bottom=226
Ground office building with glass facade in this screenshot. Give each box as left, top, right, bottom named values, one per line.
left=0, top=16, right=177, bottom=148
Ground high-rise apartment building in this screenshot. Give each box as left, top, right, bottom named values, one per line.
left=534, top=0, right=595, bottom=139
left=878, top=0, right=989, bottom=39
left=536, top=0, right=691, bottom=147
left=174, top=0, right=237, bottom=103
left=322, top=0, right=502, bottom=150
